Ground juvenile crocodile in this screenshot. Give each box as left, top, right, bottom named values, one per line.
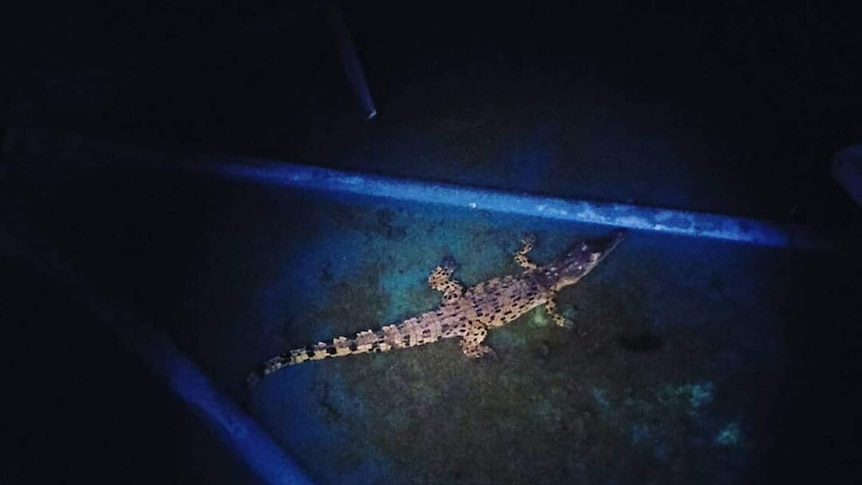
left=246, top=231, right=624, bottom=389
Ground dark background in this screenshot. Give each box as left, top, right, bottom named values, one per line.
left=6, top=1, right=862, bottom=222
left=3, top=1, right=861, bottom=483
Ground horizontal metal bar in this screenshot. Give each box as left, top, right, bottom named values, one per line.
left=3, top=128, right=833, bottom=251
left=200, top=156, right=833, bottom=251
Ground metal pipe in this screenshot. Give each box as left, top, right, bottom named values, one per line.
left=324, top=0, right=377, bottom=119
left=202, top=156, right=835, bottom=251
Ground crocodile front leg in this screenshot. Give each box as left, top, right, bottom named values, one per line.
left=428, top=256, right=464, bottom=304
left=544, top=299, right=573, bottom=328
left=459, top=321, right=494, bottom=358
left=514, top=235, right=538, bottom=270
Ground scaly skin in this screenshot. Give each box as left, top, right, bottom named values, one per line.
left=246, top=231, right=624, bottom=390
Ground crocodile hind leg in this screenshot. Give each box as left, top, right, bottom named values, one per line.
left=544, top=299, right=574, bottom=328
left=460, top=322, right=495, bottom=358
left=514, top=234, right=538, bottom=270
left=428, top=256, right=464, bottom=304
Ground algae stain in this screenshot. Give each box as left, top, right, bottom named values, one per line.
left=591, top=387, right=612, bottom=418
left=688, top=382, right=714, bottom=409
left=660, top=381, right=714, bottom=414
left=530, top=309, right=549, bottom=328
left=714, top=422, right=742, bottom=446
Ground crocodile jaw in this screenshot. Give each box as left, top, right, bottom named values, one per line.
left=548, top=230, right=625, bottom=291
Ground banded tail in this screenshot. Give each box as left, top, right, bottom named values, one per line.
left=245, top=319, right=438, bottom=390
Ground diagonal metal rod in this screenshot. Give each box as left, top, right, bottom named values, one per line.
left=324, top=0, right=377, bottom=119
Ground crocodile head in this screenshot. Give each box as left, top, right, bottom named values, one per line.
left=540, top=230, right=625, bottom=292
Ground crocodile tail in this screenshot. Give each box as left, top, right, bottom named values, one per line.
left=245, top=328, right=388, bottom=391
left=244, top=316, right=442, bottom=392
